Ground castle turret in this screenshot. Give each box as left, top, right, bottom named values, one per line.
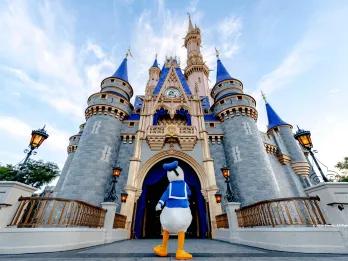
left=264, top=97, right=311, bottom=187
left=184, top=15, right=210, bottom=97
left=54, top=123, right=85, bottom=194
left=211, top=54, right=280, bottom=206
left=55, top=54, right=133, bottom=205
left=146, top=55, right=161, bottom=96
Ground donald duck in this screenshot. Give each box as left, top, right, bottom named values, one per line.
left=153, top=160, right=193, bottom=260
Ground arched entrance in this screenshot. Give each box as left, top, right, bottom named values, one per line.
left=133, top=157, right=208, bottom=239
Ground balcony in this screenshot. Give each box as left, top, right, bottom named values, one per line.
left=146, top=124, right=197, bottom=151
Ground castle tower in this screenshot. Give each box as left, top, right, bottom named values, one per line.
left=54, top=123, right=84, bottom=194
left=55, top=54, right=133, bottom=205
left=264, top=97, right=311, bottom=187
left=145, top=56, right=161, bottom=97
left=211, top=54, right=280, bottom=206
left=184, top=15, right=210, bottom=97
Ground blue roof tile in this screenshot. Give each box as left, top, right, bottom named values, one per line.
left=265, top=102, right=289, bottom=129
left=112, top=58, right=128, bottom=82
left=127, top=113, right=140, bottom=121
left=204, top=114, right=219, bottom=121
left=152, top=58, right=159, bottom=68
left=153, top=67, right=192, bottom=96
left=216, top=58, right=232, bottom=84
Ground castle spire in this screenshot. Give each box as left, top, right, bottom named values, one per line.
left=263, top=95, right=289, bottom=129
left=187, top=12, right=194, bottom=32
left=151, top=54, right=159, bottom=68
left=112, top=56, right=128, bottom=82
left=216, top=55, right=233, bottom=84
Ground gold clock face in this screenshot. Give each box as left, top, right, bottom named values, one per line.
left=165, top=87, right=181, bottom=98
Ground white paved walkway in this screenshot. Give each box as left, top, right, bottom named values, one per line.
left=0, top=239, right=347, bottom=260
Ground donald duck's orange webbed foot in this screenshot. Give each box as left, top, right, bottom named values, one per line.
left=153, top=230, right=169, bottom=257
left=176, top=231, right=192, bottom=260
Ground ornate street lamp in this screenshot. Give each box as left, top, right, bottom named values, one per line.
left=214, top=191, right=222, bottom=204
left=104, top=166, right=122, bottom=202
left=294, top=127, right=329, bottom=182
left=121, top=191, right=128, bottom=203
left=221, top=166, right=234, bottom=202
left=21, top=126, right=49, bottom=167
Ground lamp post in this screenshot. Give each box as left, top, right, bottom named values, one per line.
left=20, top=126, right=49, bottom=168
left=104, top=166, right=122, bottom=202
left=294, top=127, right=329, bottom=182
left=221, top=166, right=234, bottom=202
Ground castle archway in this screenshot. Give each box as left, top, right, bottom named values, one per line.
left=133, top=157, right=209, bottom=239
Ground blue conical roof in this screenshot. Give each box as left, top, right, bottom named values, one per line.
left=152, top=58, right=159, bottom=68
left=216, top=58, right=233, bottom=84
left=112, top=58, right=128, bottom=82
left=265, top=102, right=289, bottom=129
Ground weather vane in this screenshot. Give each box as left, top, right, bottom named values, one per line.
left=215, top=47, right=220, bottom=58
left=261, top=90, right=267, bottom=102
left=125, top=48, right=133, bottom=58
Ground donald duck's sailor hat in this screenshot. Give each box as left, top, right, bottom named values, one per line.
left=163, top=160, right=180, bottom=176
left=163, top=161, right=178, bottom=171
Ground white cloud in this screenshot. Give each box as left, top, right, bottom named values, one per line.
left=0, top=0, right=115, bottom=122
left=0, top=115, right=70, bottom=153
left=0, top=116, right=32, bottom=138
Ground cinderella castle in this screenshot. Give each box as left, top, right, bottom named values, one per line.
left=53, top=17, right=312, bottom=239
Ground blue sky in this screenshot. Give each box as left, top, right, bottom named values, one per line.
left=0, top=0, right=347, bottom=180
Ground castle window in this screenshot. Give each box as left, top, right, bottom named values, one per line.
left=111, top=79, right=115, bottom=83
left=220, top=100, right=225, bottom=104
left=120, top=99, right=125, bottom=103
left=204, top=109, right=209, bottom=113
left=136, top=109, right=141, bottom=113
left=237, top=96, right=242, bottom=100
left=218, top=84, right=222, bottom=87
left=122, top=82, right=126, bottom=86
left=209, top=123, right=215, bottom=128
left=101, top=94, right=107, bottom=99
left=129, top=122, right=135, bottom=127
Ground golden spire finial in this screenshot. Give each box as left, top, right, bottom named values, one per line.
left=215, top=47, right=220, bottom=58
left=187, top=12, right=193, bottom=31
left=261, top=90, right=267, bottom=103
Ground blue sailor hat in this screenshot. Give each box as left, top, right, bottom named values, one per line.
left=163, top=160, right=178, bottom=171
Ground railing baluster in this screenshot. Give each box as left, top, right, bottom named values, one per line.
left=231, top=197, right=326, bottom=228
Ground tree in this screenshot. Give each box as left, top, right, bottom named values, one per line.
left=335, top=157, right=348, bottom=182
left=0, top=160, right=60, bottom=188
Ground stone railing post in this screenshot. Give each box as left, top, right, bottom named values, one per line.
left=225, top=202, right=241, bottom=239
left=305, top=182, right=348, bottom=225
left=101, top=202, right=117, bottom=243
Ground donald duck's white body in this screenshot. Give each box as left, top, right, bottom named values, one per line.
left=153, top=161, right=193, bottom=260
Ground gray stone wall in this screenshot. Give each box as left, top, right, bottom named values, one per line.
left=267, top=154, right=305, bottom=197
left=56, top=115, right=123, bottom=206
left=221, top=116, right=280, bottom=206
left=113, top=141, right=135, bottom=212
left=209, top=141, right=227, bottom=203
left=54, top=152, right=74, bottom=195
left=278, top=126, right=307, bottom=162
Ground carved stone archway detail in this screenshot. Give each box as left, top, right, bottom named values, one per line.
left=134, top=150, right=208, bottom=197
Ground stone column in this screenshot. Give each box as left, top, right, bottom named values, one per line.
left=225, top=202, right=241, bottom=240
left=101, top=202, right=117, bottom=243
